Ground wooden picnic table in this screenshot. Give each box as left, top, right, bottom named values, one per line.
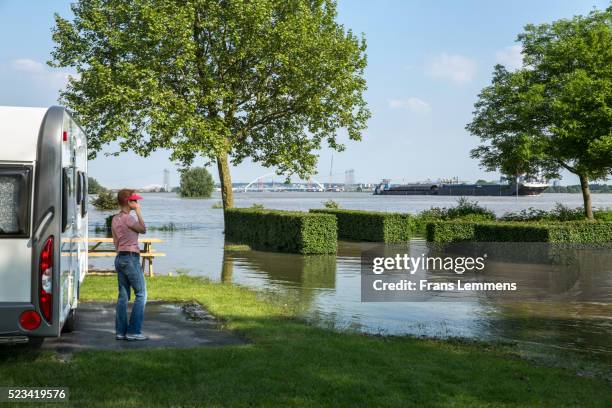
left=87, top=237, right=165, bottom=277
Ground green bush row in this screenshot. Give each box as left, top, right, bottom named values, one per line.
left=309, top=208, right=414, bottom=243
left=426, top=220, right=612, bottom=244
left=224, top=208, right=337, bottom=254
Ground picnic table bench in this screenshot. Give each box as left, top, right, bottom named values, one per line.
left=88, top=237, right=165, bottom=277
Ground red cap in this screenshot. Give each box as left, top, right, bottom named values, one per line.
left=128, top=193, right=143, bottom=201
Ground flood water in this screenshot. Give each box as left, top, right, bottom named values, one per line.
left=88, top=192, right=612, bottom=375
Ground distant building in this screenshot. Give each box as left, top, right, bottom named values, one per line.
left=345, top=169, right=355, bottom=186
left=141, top=184, right=166, bottom=192
left=163, top=169, right=170, bottom=192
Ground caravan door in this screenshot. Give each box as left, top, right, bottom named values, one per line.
left=59, top=121, right=77, bottom=326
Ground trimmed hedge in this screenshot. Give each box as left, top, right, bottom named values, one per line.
left=309, top=208, right=415, bottom=243
left=426, top=220, right=612, bottom=244
left=224, top=208, right=337, bottom=254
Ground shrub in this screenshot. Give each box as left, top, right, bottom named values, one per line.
left=93, top=214, right=115, bottom=233
left=451, top=213, right=495, bottom=222
left=92, top=190, right=117, bottom=210
left=105, top=214, right=114, bottom=230
left=426, top=220, right=612, bottom=244
left=310, top=209, right=414, bottom=243
left=445, top=197, right=496, bottom=219
left=414, top=198, right=495, bottom=235
left=323, top=200, right=340, bottom=209
left=552, top=204, right=586, bottom=221
left=88, top=177, right=106, bottom=194
left=224, top=208, right=337, bottom=254
left=500, top=203, right=585, bottom=222
left=250, top=203, right=265, bottom=210
left=499, top=207, right=550, bottom=222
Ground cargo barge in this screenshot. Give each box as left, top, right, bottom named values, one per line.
left=373, top=180, right=548, bottom=196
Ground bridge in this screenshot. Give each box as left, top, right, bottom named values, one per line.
left=241, top=173, right=327, bottom=192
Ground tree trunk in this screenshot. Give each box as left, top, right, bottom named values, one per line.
left=216, top=152, right=234, bottom=209
left=578, top=173, right=593, bottom=220
left=221, top=253, right=233, bottom=283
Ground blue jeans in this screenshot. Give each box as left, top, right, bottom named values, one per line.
left=115, top=253, right=147, bottom=335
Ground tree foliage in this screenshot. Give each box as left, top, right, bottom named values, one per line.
left=92, top=190, right=117, bottom=210
left=50, top=0, right=370, bottom=209
left=467, top=8, right=612, bottom=218
left=179, top=167, right=215, bottom=198
left=88, top=177, right=106, bottom=194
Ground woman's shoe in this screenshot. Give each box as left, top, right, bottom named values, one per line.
left=126, top=333, right=148, bottom=341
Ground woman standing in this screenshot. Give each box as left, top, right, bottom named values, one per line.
left=111, top=189, right=148, bottom=341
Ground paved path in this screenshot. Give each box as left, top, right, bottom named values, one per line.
left=42, top=302, right=246, bottom=353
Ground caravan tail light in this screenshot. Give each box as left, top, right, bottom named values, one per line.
left=19, top=311, right=41, bottom=331
left=39, top=236, right=54, bottom=322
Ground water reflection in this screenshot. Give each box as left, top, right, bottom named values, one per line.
left=422, top=243, right=612, bottom=301
left=224, top=249, right=336, bottom=289
left=222, top=248, right=337, bottom=312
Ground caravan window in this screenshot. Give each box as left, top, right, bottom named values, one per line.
left=0, top=167, right=31, bottom=237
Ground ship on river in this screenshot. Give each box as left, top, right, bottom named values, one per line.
left=373, top=178, right=549, bottom=196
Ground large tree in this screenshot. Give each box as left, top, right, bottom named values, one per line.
left=50, top=0, right=369, bottom=209
left=179, top=167, right=215, bottom=198
left=467, top=8, right=611, bottom=219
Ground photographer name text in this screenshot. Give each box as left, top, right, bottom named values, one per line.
left=372, top=279, right=517, bottom=292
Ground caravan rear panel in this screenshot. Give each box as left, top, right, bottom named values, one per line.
left=0, top=106, right=87, bottom=340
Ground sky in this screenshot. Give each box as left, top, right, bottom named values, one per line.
left=0, top=0, right=608, bottom=188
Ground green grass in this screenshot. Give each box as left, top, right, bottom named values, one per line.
left=1, top=276, right=610, bottom=407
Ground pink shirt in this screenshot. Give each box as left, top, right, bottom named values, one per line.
left=112, top=212, right=141, bottom=253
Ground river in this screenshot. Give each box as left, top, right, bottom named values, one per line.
left=88, top=192, right=612, bottom=376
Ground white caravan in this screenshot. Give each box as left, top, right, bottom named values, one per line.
left=0, top=106, right=88, bottom=345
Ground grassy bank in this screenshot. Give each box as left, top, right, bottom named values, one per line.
left=1, top=276, right=610, bottom=407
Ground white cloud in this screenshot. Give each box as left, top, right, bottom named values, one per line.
left=8, top=58, right=77, bottom=87
left=424, top=53, right=476, bottom=84
left=388, top=97, right=431, bottom=114
left=10, top=58, right=46, bottom=74
left=495, top=45, right=523, bottom=70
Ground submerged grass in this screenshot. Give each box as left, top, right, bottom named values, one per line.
left=147, top=222, right=179, bottom=231
left=0, top=276, right=610, bottom=407
left=224, top=243, right=252, bottom=251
